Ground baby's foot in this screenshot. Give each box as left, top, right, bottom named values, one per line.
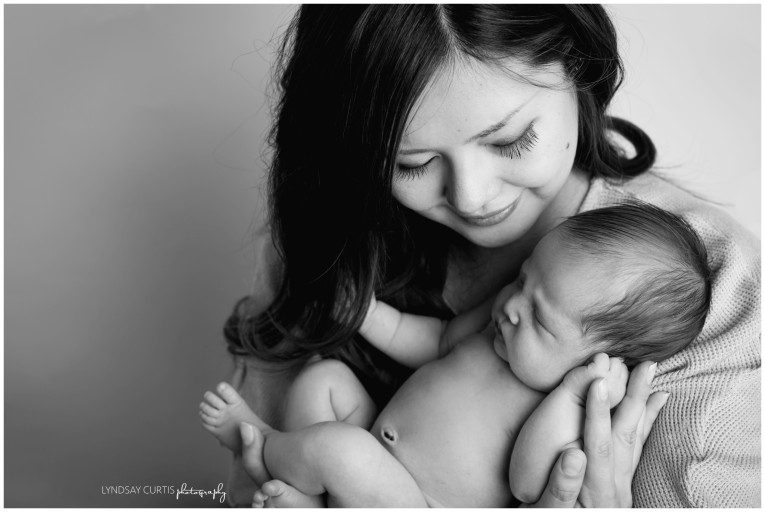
left=241, top=422, right=272, bottom=487
left=252, top=479, right=325, bottom=508
left=199, top=382, right=261, bottom=451
left=562, top=353, right=628, bottom=408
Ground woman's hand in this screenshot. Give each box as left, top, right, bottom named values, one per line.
left=529, top=360, right=669, bottom=507
left=578, top=360, right=669, bottom=507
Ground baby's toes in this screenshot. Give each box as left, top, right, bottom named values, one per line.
left=216, top=382, right=245, bottom=406
left=203, top=390, right=226, bottom=409
left=199, top=401, right=221, bottom=418
left=199, top=409, right=218, bottom=428
left=199, top=402, right=223, bottom=426
left=252, top=489, right=269, bottom=508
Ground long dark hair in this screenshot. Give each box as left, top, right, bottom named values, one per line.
left=225, top=5, right=657, bottom=405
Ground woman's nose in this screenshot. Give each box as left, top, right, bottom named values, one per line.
left=444, top=153, right=499, bottom=215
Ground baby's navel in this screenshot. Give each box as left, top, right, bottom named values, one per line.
left=380, top=425, right=398, bottom=445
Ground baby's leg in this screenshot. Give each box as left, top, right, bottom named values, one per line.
left=509, top=354, right=628, bottom=503
left=242, top=425, right=324, bottom=508
left=282, top=358, right=377, bottom=431
left=203, top=358, right=376, bottom=507
left=252, top=479, right=327, bottom=508
left=257, top=421, right=429, bottom=507
left=199, top=382, right=262, bottom=452
left=200, top=358, right=375, bottom=452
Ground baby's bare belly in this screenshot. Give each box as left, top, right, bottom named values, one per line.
left=371, top=336, right=543, bottom=508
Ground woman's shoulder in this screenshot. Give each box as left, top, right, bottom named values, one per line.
left=583, top=171, right=759, bottom=272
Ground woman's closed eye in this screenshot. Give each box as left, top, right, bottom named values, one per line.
left=493, top=123, right=539, bottom=159
left=395, top=123, right=539, bottom=179
left=396, top=156, right=435, bottom=180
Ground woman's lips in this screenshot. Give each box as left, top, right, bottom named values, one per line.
left=457, top=193, right=522, bottom=227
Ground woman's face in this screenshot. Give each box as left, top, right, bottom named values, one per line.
left=393, top=57, right=581, bottom=248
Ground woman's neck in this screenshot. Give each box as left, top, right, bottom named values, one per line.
left=444, top=169, right=591, bottom=313
left=529, top=167, right=591, bottom=240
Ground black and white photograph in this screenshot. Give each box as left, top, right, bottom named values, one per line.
left=5, top=4, right=760, bottom=508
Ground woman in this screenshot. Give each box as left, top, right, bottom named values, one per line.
left=222, top=5, right=760, bottom=507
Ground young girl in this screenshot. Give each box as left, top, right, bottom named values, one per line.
left=221, top=6, right=760, bottom=507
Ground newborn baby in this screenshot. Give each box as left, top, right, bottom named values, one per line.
left=200, top=202, right=711, bottom=507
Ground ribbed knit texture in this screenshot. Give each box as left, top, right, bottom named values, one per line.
left=224, top=172, right=760, bottom=507
left=579, top=173, right=761, bottom=507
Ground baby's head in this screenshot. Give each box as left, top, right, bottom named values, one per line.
left=492, top=202, right=711, bottom=391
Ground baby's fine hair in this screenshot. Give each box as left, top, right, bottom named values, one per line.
left=557, top=202, right=712, bottom=366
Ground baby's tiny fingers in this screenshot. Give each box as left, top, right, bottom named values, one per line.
left=612, top=361, right=655, bottom=434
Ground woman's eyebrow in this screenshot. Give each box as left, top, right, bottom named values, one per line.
left=464, top=103, right=527, bottom=144
left=465, top=96, right=533, bottom=144
left=399, top=99, right=532, bottom=155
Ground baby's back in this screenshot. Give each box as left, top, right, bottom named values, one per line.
left=371, top=334, right=544, bottom=507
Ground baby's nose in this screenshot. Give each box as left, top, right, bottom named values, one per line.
left=502, top=293, right=526, bottom=325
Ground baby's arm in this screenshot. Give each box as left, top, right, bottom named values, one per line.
left=359, top=295, right=495, bottom=368
left=359, top=296, right=447, bottom=368
left=508, top=354, right=628, bottom=503
left=439, top=296, right=494, bottom=354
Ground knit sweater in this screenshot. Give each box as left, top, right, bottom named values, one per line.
left=579, top=172, right=761, bottom=507
left=223, top=171, right=760, bottom=507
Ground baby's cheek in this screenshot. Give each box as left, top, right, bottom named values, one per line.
left=517, top=361, right=567, bottom=393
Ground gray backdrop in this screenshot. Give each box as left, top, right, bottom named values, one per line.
left=4, top=4, right=760, bottom=507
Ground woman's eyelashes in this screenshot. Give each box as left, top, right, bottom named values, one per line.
left=395, top=123, right=539, bottom=179
left=396, top=157, right=434, bottom=180
left=494, top=124, right=538, bottom=159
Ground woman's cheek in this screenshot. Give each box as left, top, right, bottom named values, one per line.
left=507, top=155, right=566, bottom=194
left=392, top=176, right=442, bottom=212
left=525, top=139, right=577, bottom=196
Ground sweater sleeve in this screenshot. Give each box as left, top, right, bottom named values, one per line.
left=691, top=368, right=761, bottom=507
left=631, top=363, right=760, bottom=507
left=582, top=173, right=762, bottom=507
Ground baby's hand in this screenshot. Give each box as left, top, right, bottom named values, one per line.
left=561, top=353, right=628, bottom=408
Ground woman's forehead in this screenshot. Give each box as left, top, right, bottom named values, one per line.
left=401, top=57, right=571, bottom=145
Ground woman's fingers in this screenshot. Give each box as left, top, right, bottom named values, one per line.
left=642, top=391, right=670, bottom=440
left=610, top=361, right=655, bottom=490
left=611, top=361, right=654, bottom=436
left=531, top=449, right=586, bottom=507
left=580, top=378, right=617, bottom=506
left=629, top=391, right=669, bottom=470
